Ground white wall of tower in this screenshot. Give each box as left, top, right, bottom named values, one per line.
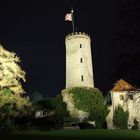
left=65, top=32, right=94, bottom=88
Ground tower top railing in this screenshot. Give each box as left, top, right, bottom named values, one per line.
left=65, top=32, right=90, bottom=40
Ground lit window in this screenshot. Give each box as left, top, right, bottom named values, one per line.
left=120, top=95, right=124, bottom=100
left=80, top=44, right=82, bottom=48
left=81, top=75, right=84, bottom=82
left=80, top=58, right=83, bottom=63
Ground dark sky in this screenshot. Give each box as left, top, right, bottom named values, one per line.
left=0, top=0, right=140, bottom=97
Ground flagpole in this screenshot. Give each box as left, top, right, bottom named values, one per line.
left=71, top=7, right=75, bottom=34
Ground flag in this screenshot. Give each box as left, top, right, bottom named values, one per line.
left=65, top=13, right=72, bottom=21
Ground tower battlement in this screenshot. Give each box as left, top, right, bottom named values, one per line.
left=65, top=32, right=90, bottom=40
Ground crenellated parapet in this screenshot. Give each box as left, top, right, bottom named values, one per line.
left=65, top=32, right=90, bottom=40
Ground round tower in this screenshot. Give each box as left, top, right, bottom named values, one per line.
left=65, top=32, right=94, bottom=88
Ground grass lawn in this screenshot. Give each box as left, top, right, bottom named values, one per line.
left=2, top=129, right=140, bottom=140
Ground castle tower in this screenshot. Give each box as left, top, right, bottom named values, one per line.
left=65, top=32, right=94, bottom=88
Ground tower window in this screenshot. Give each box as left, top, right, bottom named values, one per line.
left=129, top=95, right=133, bottom=100
left=80, top=58, right=83, bottom=63
left=81, top=75, right=84, bottom=82
left=120, top=95, right=124, bottom=100
left=80, top=44, right=82, bottom=48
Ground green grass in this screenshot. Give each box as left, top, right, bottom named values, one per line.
left=2, top=129, right=140, bottom=140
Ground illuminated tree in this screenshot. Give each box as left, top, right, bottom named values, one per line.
left=0, top=45, right=25, bottom=95
left=0, top=88, right=32, bottom=131
left=0, top=45, right=31, bottom=131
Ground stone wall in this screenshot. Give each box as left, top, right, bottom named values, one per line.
left=106, top=91, right=140, bottom=129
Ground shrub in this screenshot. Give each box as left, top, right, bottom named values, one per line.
left=131, top=118, right=139, bottom=130
left=69, top=87, right=109, bottom=128
left=53, top=94, right=69, bottom=129
left=113, top=105, right=129, bottom=129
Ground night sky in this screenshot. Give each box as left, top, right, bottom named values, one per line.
left=0, top=0, right=140, bottom=97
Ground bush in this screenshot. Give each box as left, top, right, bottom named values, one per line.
left=53, top=94, right=69, bottom=129
left=131, top=118, right=139, bottom=130
left=113, top=105, right=129, bottom=129
left=37, top=98, right=56, bottom=110
left=78, top=122, right=95, bottom=129
left=69, top=87, right=109, bottom=128
left=0, top=88, right=32, bottom=132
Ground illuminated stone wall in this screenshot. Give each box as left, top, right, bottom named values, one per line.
left=61, top=88, right=89, bottom=121
left=106, top=91, right=140, bottom=129
left=65, top=32, right=94, bottom=88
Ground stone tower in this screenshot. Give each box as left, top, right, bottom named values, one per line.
left=65, top=32, right=94, bottom=88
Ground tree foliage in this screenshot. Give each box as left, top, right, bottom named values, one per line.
left=37, top=98, right=56, bottom=110
left=54, top=94, right=69, bottom=120
left=69, top=87, right=109, bottom=128
left=0, top=88, right=32, bottom=131
left=113, top=105, right=129, bottom=129
left=0, top=45, right=25, bottom=95
left=37, top=95, right=69, bottom=129
left=0, top=88, right=31, bottom=119
left=29, top=90, right=43, bottom=104
left=53, top=94, right=69, bottom=129
left=0, top=46, right=32, bottom=131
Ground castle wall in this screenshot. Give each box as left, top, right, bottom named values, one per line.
left=111, top=91, right=127, bottom=109
left=106, top=91, right=127, bottom=129
left=107, top=91, right=140, bottom=129
left=65, top=32, right=94, bottom=88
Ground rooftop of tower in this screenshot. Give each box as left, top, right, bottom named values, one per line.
left=65, top=32, right=90, bottom=40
